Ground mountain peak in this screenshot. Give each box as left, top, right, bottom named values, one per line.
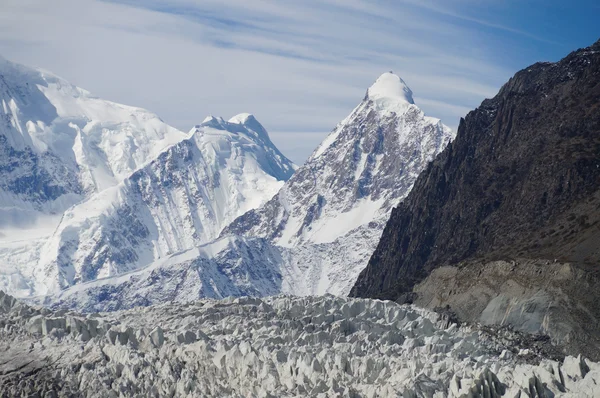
left=365, top=72, right=414, bottom=116
left=195, top=113, right=273, bottom=145
left=229, top=113, right=271, bottom=139
left=228, top=113, right=255, bottom=124
left=367, top=72, right=414, bottom=104
left=198, top=115, right=225, bottom=129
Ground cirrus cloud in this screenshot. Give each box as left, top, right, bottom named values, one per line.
left=0, top=0, right=595, bottom=163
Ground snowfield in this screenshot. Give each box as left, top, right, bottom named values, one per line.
left=1, top=291, right=598, bottom=397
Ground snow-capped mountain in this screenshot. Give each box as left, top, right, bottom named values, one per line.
left=45, top=72, right=453, bottom=309
left=0, top=55, right=295, bottom=298
left=225, top=72, right=452, bottom=247
left=0, top=55, right=188, bottom=298
left=221, top=72, right=454, bottom=294
left=34, top=114, right=294, bottom=295
left=0, top=55, right=187, bottom=226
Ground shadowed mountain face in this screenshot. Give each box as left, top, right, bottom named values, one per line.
left=351, top=39, right=600, bottom=301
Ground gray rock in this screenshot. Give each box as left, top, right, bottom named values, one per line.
left=177, top=331, right=197, bottom=345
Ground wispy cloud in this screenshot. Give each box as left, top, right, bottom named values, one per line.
left=0, top=0, right=574, bottom=163
left=398, top=0, right=560, bottom=44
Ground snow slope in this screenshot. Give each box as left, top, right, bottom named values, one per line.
left=35, top=115, right=294, bottom=295
left=44, top=236, right=284, bottom=312
left=0, top=55, right=187, bottom=226
left=2, top=291, right=599, bottom=397
left=46, top=227, right=383, bottom=312
left=0, top=55, right=189, bottom=297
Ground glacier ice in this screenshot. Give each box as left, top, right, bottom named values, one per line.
left=1, top=291, right=599, bottom=397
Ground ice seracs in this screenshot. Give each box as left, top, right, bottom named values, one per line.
left=2, top=291, right=599, bottom=397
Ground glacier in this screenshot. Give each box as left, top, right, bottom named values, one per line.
left=1, top=291, right=599, bottom=397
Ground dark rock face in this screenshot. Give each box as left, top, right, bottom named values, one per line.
left=351, top=39, right=600, bottom=300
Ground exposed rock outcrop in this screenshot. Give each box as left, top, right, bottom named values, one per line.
left=415, top=259, right=600, bottom=360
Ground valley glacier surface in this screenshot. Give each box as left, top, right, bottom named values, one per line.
left=1, top=291, right=599, bottom=397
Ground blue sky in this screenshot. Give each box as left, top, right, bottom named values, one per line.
left=0, top=0, right=598, bottom=163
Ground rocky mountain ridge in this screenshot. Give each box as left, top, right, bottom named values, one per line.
left=351, top=39, right=600, bottom=359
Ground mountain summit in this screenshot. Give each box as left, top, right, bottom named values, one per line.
left=195, top=113, right=294, bottom=181
left=366, top=72, right=415, bottom=114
